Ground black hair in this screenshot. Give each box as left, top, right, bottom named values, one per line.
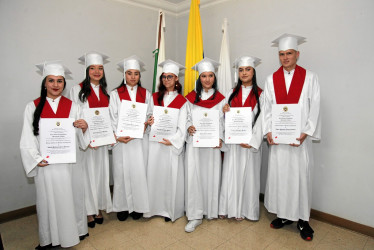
left=157, top=73, right=182, bottom=105
left=194, top=72, right=218, bottom=104
left=228, top=68, right=261, bottom=124
left=33, top=76, right=67, bottom=135
left=78, top=67, right=109, bottom=102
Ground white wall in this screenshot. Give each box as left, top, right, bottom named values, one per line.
left=1, top=0, right=374, bottom=229
left=176, top=0, right=374, bottom=227
left=0, top=0, right=176, bottom=214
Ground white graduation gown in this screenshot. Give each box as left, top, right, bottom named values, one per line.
left=109, top=86, right=151, bottom=213
left=185, top=89, right=225, bottom=220
left=144, top=91, right=187, bottom=221
left=20, top=99, right=89, bottom=248
left=218, top=87, right=264, bottom=220
left=262, top=68, right=321, bottom=221
left=69, top=85, right=113, bottom=215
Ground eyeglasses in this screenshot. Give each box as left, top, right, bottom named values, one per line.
left=161, top=75, right=174, bottom=80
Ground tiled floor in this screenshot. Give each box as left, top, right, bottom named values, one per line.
left=1, top=203, right=373, bottom=249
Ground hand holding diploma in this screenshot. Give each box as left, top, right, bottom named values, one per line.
left=117, top=136, right=134, bottom=144
left=222, top=104, right=230, bottom=113
left=240, top=143, right=252, bottom=149
left=266, top=132, right=278, bottom=145
left=188, top=125, right=196, bottom=136
left=290, top=133, right=307, bottom=147
left=37, top=159, right=49, bottom=167
left=73, top=119, right=88, bottom=133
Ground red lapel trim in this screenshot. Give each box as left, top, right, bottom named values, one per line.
left=185, top=90, right=225, bottom=108
left=273, top=65, right=306, bottom=104
left=34, top=96, right=72, bottom=118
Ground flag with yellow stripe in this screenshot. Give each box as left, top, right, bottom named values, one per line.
left=184, top=0, right=204, bottom=96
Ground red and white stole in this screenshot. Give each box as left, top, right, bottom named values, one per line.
left=185, top=90, right=225, bottom=108
left=117, top=85, right=147, bottom=104
left=34, top=96, right=72, bottom=118
left=152, top=92, right=187, bottom=109
left=230, top=86, right=262, bottom=110
left=272, top=65, right=306, bottom=104
left=79, top=83, right=109, bottom=108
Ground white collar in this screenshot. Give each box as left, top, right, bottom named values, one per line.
left=283, top=68, right=295, bottom=75
left=126, top=84, right=138, bottom=91
left=90, top=82, right=100, bottom=88
left=46, top=95, right=61, bottom=103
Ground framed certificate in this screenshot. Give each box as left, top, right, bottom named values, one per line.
left=116, top=100, right=148, bottom=139
left=149, top=106, right=179, bottom=142
left=272, top=104, right=301, bottom=144
left=39, top=118, right=76, bottom=164
left=192, top=109, right=219, bottom=147
left=83, top=107, right=116, bottom=147
left=225, top=107, right=252, bottom=144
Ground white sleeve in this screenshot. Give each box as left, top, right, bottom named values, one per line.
left=169, top=102, right=188, bottom=154
left=302, top=73, right=321, bottom=140
left=109, top=90, right=120, bottom=133
left=185, top=101, right=193, bottom=144
left=262, top=76, right=274, bottom=136
left=19, top=103, right=43, bottom=177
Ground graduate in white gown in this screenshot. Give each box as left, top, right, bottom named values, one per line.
left=69, top=52, right=112, bottom=228
left=184, top=58, right=226, bottom=232
left=109, top=56, right=151, bottom=221
left=218, top=56, right=264, bottom=221
left=263, top=34, right=321, bottom=241
left=144, top=60, right=187, bottom=222
left=20, top=61, right=89, bottom=249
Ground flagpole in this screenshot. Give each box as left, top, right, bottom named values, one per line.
left=152, top=11, right=163, bottom=93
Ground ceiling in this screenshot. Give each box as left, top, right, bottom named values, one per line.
left=113, top=0, right=227, bottom=15
left=163, top=0, right=186, bottom=3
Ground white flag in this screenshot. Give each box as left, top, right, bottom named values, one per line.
left=217, top=18, right=233, bottom=95
left=153, top=9, right=165, bottom=92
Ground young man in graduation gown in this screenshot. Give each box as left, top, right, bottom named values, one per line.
left=262, top=34, right=321, bottom=241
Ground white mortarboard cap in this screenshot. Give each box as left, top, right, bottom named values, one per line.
left=233, top=56, right=261, bottom=68
left=272, top=33, right=306, bottom=51
left=158, top=59, right=185, bottom=77
left=78, top=51, right=109, bottom=68
left=36, top=60, right=72, bottom=79
left=117, top=55, right=145, bottom=73
left=192, top=57, right=220, bottom=74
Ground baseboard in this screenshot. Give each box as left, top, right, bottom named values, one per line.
left=259, top=193, right=374, bottom=237
left=1, top=195, right=373, bottom=238
left=310, top=209, right=374, bottom=238
left=0, top=205, right=36, bottom=224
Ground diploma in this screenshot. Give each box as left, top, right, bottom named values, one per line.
left=272, top=104, right=301, bottom=144
left=39, top=118, right=76, bottom=164
left=149, top=106, right=179, bottom=142
left=116, top=100, right=148, bottom=139
left=83, top=107, right=116, bottom=147
left=225, top=107, right=252, bottom=144
left=192, top=110, right=219, bottom=147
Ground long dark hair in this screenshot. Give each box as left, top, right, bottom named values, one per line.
left=194, top=73, right=218, bottom=104
left=78, top=67, right=109, bottom=102
left=157, top=73, right=182, bottom=105
left=33, top=77, right=67, bottom=136
left=228, top=68, right=261, bottom=124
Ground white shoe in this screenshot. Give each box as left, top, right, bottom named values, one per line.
left=185, top=219, right=202, bottom=233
